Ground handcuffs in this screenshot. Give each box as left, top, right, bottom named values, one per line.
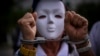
left=20, top=35, right=91, bottom=53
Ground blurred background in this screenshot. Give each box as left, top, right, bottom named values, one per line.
left=0, top=0, right=100, bottom=56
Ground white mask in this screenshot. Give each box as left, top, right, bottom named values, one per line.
left=36, top=0, right=65, bottom=40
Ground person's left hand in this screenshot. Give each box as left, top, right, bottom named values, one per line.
left=64, top=11, right=88, bottom=42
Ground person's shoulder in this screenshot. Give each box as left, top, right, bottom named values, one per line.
left=93, top=21, right=100, bottom=27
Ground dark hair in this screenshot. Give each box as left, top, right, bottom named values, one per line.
left=32, top=0, right=67, bottom=12
left=32, top=0, right=40, bottom=12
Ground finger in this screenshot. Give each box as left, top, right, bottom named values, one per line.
left=81, top=24, right=88, bottom=34
left=77, top=26, right=88, bottom=38
left=24, top=12, right=37, bottom=27
left=65, top=11, right=83, bottom=29
left=65, top=11, right=76, bottom=36
left=70, top=11, right=76, bottom=15
left=19, top=17, right=35, bottom=28
left=71, top=12, right=88, bottom=27
left=23, top=12, right=33, bottom=19
left=75, top=14, right=88, bottom=27
left=25, top=18, right=36, bottom=27
left=65, top=11, right=74, bottom=23
left=67, top=11, right=74, bottom=19
left=72, top=14, right=82, bottom=27
left=32, top=12, right=37, bottom=21
left=65, top=23, right=77, bottom=37
left=81, top=17, right=88, bottom=26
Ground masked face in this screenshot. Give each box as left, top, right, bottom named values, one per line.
left=36, top=1, right=65, bottom=39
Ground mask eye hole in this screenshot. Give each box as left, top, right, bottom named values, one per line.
left=55, top=15, right=62, bottom=18
left=38, top=15, right=46, bottom=19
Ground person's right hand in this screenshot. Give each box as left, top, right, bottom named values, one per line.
left=18, top=12, right=37, bottom=40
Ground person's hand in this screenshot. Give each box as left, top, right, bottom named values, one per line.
left=64, top=11, right=88, bottom=42
left=18, top=12, right=37, bottom=40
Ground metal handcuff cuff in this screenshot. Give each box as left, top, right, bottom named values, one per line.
left=21, top=35, right=91, bottom=53
left=21, top=36, right=69, bottom=44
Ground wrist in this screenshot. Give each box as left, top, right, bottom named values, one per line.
left=23, top=44, right=34, bottom=50
left=77, top=40, right=92, bottom=53
left=69, top=35, right=92, bottom=53
left=69, top=34, right=89, bottom=42
left=20, top=38, right=35, bottom=50
left=69, top=35, right=89, bottom=47
left=20, top=44, right=36, bottom=56
left=66, top=35, right=93, bottom=54
left=23, top=36, right=35, bottom=40
left=75, top=39, right=89, bottom=49
left=75, top=35, right=89, bottom=49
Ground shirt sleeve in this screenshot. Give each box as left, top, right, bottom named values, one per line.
left=14, top=46, right=36, bottom=56
left=89, top=21, right=100, bottom=56
left=14, top=49, right=23, bottom=56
